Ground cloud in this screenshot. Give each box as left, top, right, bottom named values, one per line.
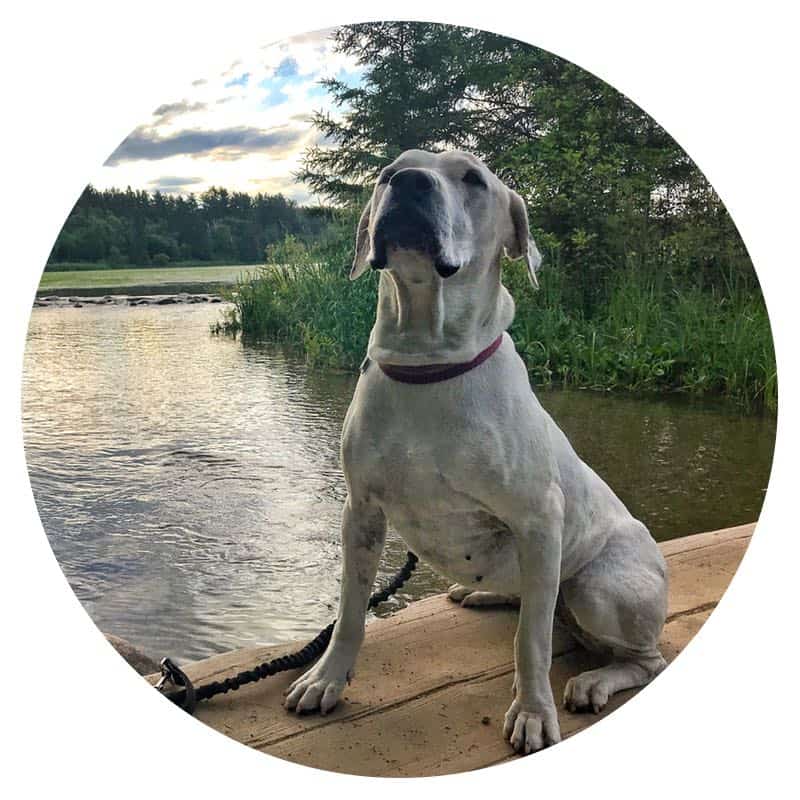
left=248, top=174, right=312, bottom=203
left=152, top=100, right=207, bottom=124
left=311, top=129, right=334, bottom=146
left=148, top=175, right=203, bottom=185
left=105, top=125, right=306, bottom=165
left=94, top=28, right=363, bottom=203
left=262, top=27, right=335, bottom=48
left=147, top=175, right=205, bottom=194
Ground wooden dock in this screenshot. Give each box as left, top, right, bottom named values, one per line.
left=148, top=523, right=754, bottom=777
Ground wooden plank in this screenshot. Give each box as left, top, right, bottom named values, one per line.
left=659, top=522, right=754, bottom=558
left=149, top=524, right=754, bottom=776
left=266, top=609, right=713, bottom=777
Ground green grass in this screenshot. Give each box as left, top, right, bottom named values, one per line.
left=44, top=259, right=263, bottom=272
left=504, top=262, right=777, bottom=413
left=38, top=264, right=260, bottom=291
left=213, top=240, right=777, bottom=414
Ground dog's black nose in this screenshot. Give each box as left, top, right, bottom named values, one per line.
left=435, top=262, right=460, bottom=278
left=389, top=168, right=435, bottom=197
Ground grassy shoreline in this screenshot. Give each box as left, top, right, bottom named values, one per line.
left=213, top=242, right=777, bottom=414
left=38, top=264, right=260, bottom=292
left=44, top=259, right=263, bottom=272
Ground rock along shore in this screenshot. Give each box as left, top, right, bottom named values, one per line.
left=33, top=293, right=224, bottom=309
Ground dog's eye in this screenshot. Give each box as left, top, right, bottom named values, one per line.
left=379, top=169, right=396, bottom=185
left=462, top=169, right=487, bottom=188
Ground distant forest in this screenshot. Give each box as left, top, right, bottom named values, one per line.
left=47, top=185, right=333, bottom=268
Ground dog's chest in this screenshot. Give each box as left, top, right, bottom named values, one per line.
left=348, top=414, right=521, bottom=592
left=389, top=503, right=521, bottom=593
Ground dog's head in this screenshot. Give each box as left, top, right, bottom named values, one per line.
left=350, top=149, right=541, bottom=287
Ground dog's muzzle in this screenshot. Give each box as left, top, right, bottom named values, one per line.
left=369, top=169, right=460, bottom=278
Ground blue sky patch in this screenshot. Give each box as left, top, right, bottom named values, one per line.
left=274, top=57, right=299, bottom=79
left=225, top=72, right=251, bottom=88
left=306, top=82, right=329, bottom=99
left=263, top=86, right=289, bottom=108
left=337, top=66, right=364, bottom=86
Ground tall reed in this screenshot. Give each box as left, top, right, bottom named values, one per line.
left=214, top=238, right=777, bottom=413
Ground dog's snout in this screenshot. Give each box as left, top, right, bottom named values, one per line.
left=389, top=168, right=435, bottom=197
left=435, top=263, right=460, bottom=279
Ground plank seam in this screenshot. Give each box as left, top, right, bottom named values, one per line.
left=665, top=600, right=718, bottom=623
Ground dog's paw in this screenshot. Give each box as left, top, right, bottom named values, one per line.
left=283, top=660, right=352, bottom=715
left=563, top=671, right=612, bottom=714
left=447, top=584, right=472, bottom=602
left=503, top=699, right=561, bottom=755
left=447, top=584, right=520, bottom=607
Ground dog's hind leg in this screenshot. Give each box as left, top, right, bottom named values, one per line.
left=560, top=521, right=668, bottom=713
left=448, top=584, right=520, bottom=607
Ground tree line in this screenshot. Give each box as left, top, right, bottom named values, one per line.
left=47, top=185, right=333, bottom=269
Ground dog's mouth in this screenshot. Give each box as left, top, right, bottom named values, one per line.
left=370, top=207, right=460, bottom=278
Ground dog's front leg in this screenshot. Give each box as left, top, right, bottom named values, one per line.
left=504, top=484, right=564, bottom=754
left=284, top=494, right=386, bottom=715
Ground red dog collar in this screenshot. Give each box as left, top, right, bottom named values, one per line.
left=378, top=334, right=503, bottom=384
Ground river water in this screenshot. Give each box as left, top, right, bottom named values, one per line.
left=22, top=303, right=776, bottom=660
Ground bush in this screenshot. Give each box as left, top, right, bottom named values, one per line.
left=151, top=252, right=170, bottom=267
left=215, top=232, right=776, bottom=413
left=215, top=234, right=376, bottom=369
left=505, top=260, right=776, bottom=412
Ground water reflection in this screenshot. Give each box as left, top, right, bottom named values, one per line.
left=22, top=304, right=775, bottom=660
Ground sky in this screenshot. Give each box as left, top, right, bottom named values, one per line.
left=96, top=28, right=363, bottom=205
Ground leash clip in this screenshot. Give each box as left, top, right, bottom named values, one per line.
left=155, top=657, right=197, bottom=714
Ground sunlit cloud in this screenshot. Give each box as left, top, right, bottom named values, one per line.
left=92, top=27, right=362, bottom=204
left=147, top=175, right=205, bottom=194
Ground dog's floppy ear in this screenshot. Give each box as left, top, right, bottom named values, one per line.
left=505, top=189, right=542, bottom=289
left=350, top=200, right=372, bottom=280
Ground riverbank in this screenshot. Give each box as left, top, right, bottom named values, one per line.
left=37, top=263, right=258, bottom=294
left=215, top=252, right=778, bottom=413
left=44, top=259, right=262, bottom=272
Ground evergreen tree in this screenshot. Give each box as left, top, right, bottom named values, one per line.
left=298, top=22, right=753, bottom=312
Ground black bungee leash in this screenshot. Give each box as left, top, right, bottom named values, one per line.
left=154, top=551, right=419, bottom=714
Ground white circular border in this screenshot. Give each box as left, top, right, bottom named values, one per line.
left=2, top=2, right=797, bottom=797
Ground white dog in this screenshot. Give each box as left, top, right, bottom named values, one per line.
left=284, top=150, right=668, bottom=755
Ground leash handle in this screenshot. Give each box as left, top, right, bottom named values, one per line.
left=155, top=657, right=197, bottom=714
